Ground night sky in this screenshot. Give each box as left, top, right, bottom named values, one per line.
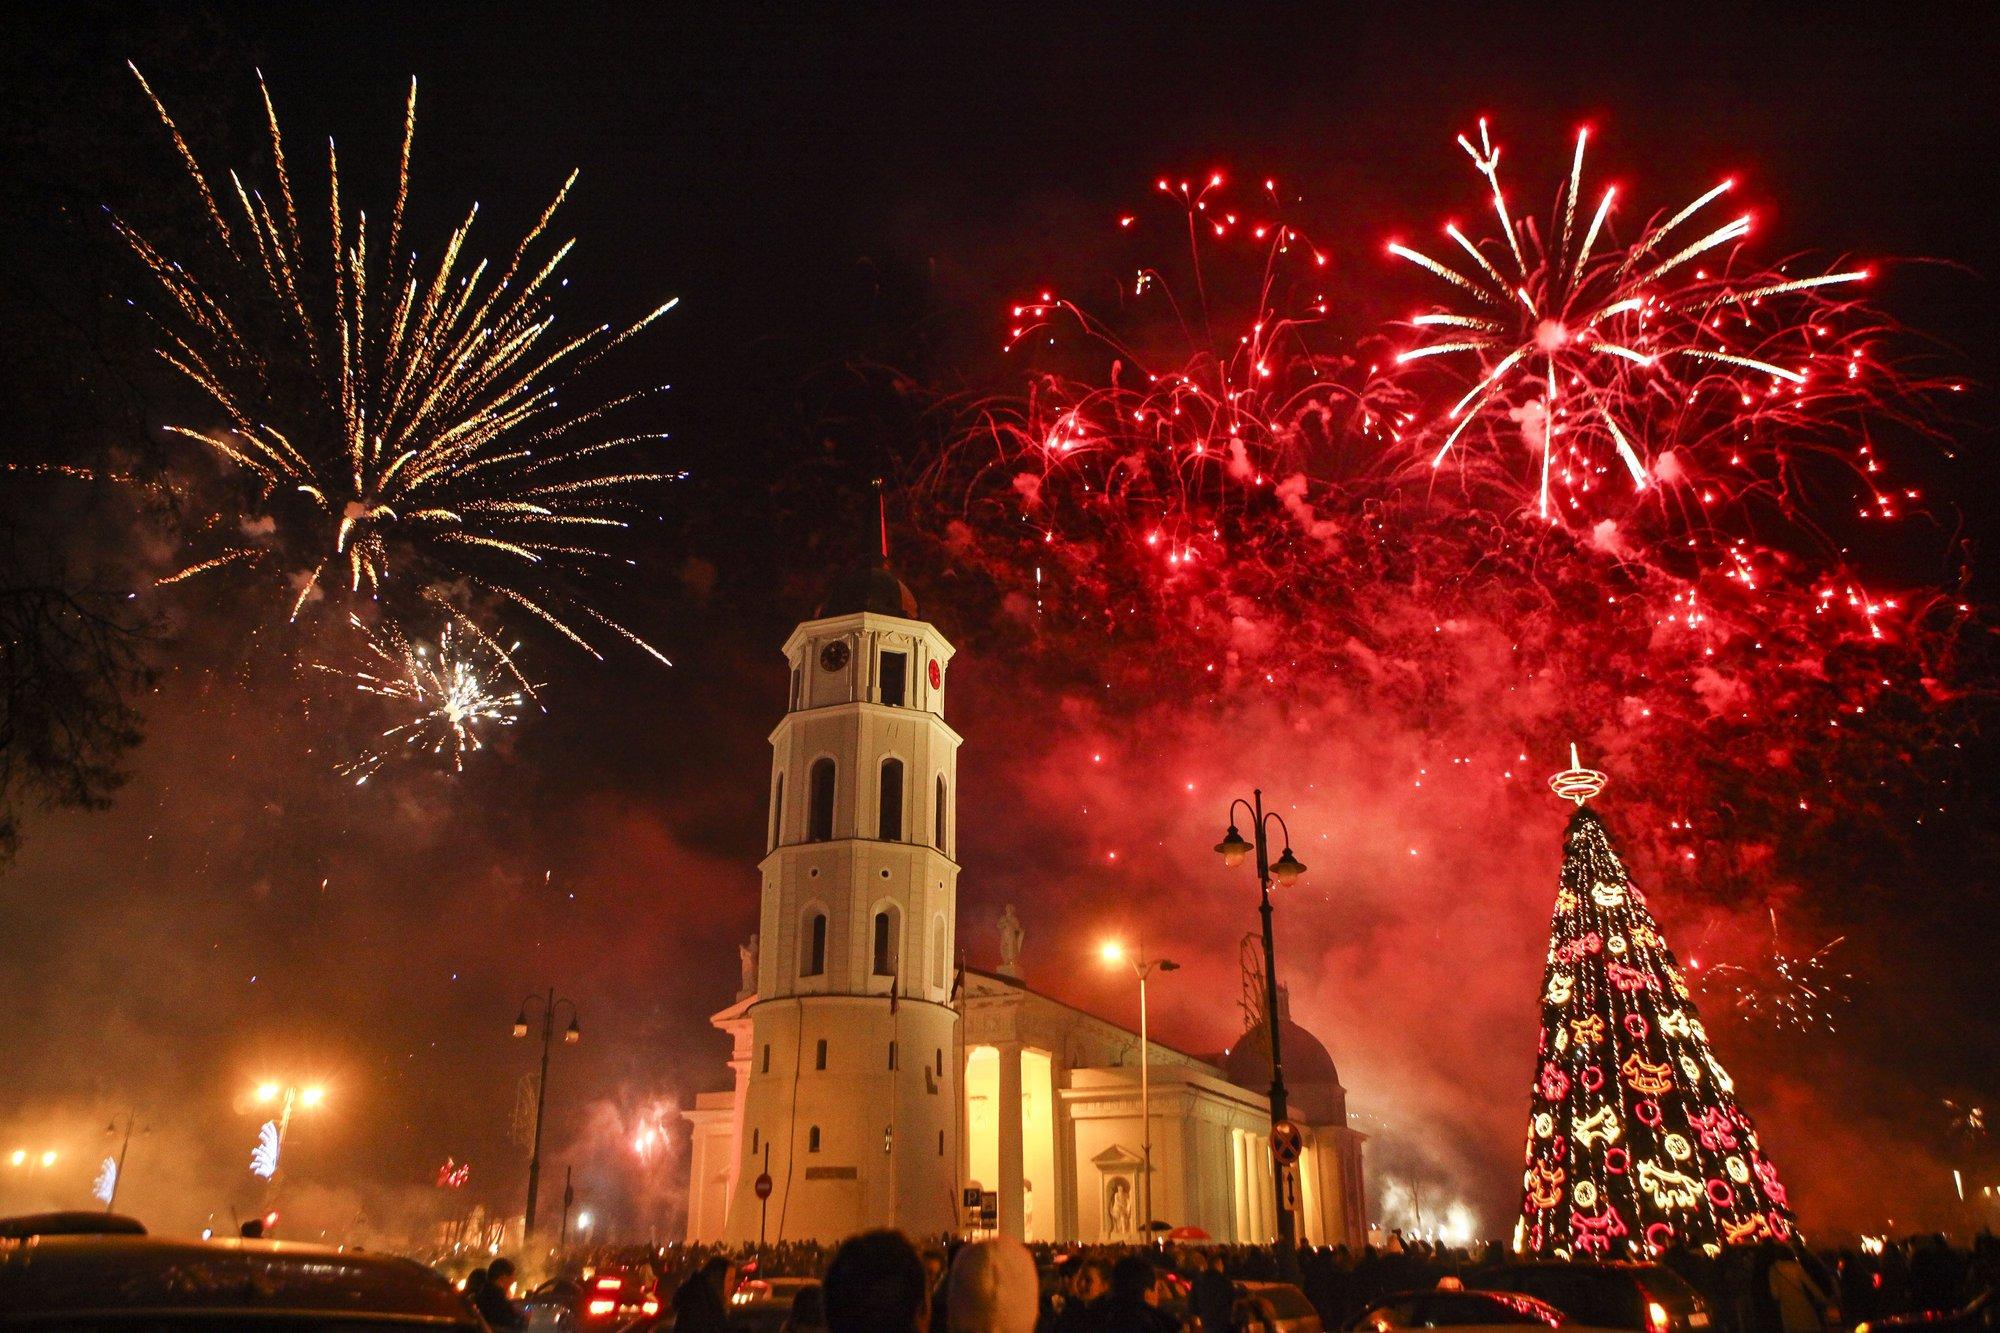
left=3, top=4, right=1996, bottom=1245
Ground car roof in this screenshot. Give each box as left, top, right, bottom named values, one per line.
left=0, top=1212, right=147, bottom=1240
left=0, top=1234, right=474, bottom=1322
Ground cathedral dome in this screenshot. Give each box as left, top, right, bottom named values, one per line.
left=817, top=561, right=920, bottom=619
left=1221, top=1003, right=1347, bottom=1125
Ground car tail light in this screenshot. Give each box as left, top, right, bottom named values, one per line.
left=641, top=1299, right=660, bottom=1315
left=587, top=1298, right=617, bottom=1316
left=594, top=1275, right=623, bottom=1291
left=1647, top=1300, right=1671, bottom=1333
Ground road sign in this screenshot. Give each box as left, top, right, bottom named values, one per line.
left=1270, top=1119, right=1304, bottom=1165
left=1280, top=1162, right=1301, bottom=1212
left=754, top=1172, right=773, bottom=1201
left=963, top=1187, right=983, bottom=1209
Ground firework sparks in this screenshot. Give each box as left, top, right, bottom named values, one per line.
left=1390, top=119, right=1928, bottom=551
left=321, top=616, right=532, bottom=784
left=911, top=134, right=1976, bottom=913
left=1698, top=909, right=1852, bottom=1034
left=119, top=67, right=680, bottom=663
left=1944, top=1099, right=1987, bottom=1141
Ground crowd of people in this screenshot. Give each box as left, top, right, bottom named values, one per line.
left=459, top=1229, right=1998, bottom=1332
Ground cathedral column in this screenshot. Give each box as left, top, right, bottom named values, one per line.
left=997, top=1041, right=1025, bottom=1240
left=1232, top=1130, right=1251, bottom=1243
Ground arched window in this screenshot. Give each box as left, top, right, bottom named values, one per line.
left=808, top=758, right=836, bottom=841
left=808, top=1126, right=821, bottom=1153
left=769, top=773, right=785, bottom=851
left=872, top=907, right=899, bottom=976
left=800, top=910, right=827, bottom=977
left=878, top=758, right=904, bottom=841
left=934, top=775, right=948, bottom=853
left=930, top=917, right=947, bottom=989
left=789, top=664, right=801, bottom=709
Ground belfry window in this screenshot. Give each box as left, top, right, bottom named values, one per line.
left=879, top=651, right=908, bottom=706
left=801, top=910, right=827, bottom=977
left=872, top=908, right=899, bottom=976
left=878, top=759, right=904, bottom=841
left=935, top=776, right=948, bottom=853
left=808, top=758, right=836, bottom=841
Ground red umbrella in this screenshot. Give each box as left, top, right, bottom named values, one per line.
left=1165, top=1225, right=1211, bottom=1241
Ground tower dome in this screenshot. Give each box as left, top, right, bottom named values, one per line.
left=817, top=560, right=919, bottom=619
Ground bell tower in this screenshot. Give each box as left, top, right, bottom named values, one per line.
left=721, top=561, right=962, bottom=1242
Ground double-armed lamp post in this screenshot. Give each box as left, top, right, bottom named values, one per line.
left=1100, top=941, right=1178, bottom=1239
left=1215, top=789, right=1307, bottom=1256
left=512, top=989, right=580, bottom=1243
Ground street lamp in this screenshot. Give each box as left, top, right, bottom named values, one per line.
left=1101, top=940, right=1179, bottom=1239
left=1216, top=788, right=1307, bottom=1261
left=251, top=1082, right=327, bottom=1187
left=512, top=989, right=580, bottom=1243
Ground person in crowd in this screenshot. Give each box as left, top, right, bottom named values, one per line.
left=823, top=1229, right=931, bottom=1333
left=472, top=1257, right=524, bottom=1329
left=1079, top=1254, right=1178, bottom=1333
left=783, top=1281, right=830, bottom=1333
left=1191, top=1252, right=1233, bottom=1332
left=1046, top=1255, right=1112, bottom=1331
left=671, top=1254, right=736, bottom=1333
left=945, top=1236, right=1039, bottom=1333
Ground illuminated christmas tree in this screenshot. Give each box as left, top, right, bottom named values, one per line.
left=1517, top=748, right=1796, bottom=1258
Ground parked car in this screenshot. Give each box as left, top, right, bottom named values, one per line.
left=728, top=1275, right=822, bottom=1330
left=1467, top=1262, right=1711, bottom=1333
left=0, top=1215, right=481, bottom=1329
left=1234, top=1278, right=1325, bottom=1332
left=1351, top=1287, right=1586, bottom=1332
left=523, top=1267, right=663, bottom=1329
left=1860, top=1290, right=1997, bottom=1333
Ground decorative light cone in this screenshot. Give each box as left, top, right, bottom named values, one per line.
left=1214, top=826, right=1253, bottom=866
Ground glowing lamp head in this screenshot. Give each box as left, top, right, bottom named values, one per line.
left=1214, top=825, right=1253, bottom=867
left=299, top=1085, right=326, bottom=1109
left=255, top=1082, right=281, bottom=1103
left=9, top=1150, right=25, bottom=1167
left=1270, top=848, right=1307, bottom=886
left=564, top=1017, right=581, bottom=1044
left=511, top=1012, right=529, bottom=1038
left=1099, top=941, right=1126, bottom=965
left=40, top=1150, right=58, bottom=1168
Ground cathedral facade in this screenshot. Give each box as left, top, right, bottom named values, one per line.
left=683, top=568, right=1365, bottom=1246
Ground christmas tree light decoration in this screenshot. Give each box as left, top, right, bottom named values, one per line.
left=1550, top=742, right=1609, bottom=803
left=1517, top=753, right=1796, bottom=1258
